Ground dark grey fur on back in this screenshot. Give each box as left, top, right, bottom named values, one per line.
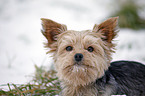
left=96, top=61, right=145, bottom=96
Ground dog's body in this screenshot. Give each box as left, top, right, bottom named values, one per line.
left=41, top=17, right=145, bottom=96
left=60, top=61, right=145, bottom=96
left=97, top=61, right=145, bottom=96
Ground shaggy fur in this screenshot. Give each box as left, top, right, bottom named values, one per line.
left=41, top=17, right=145, bottom=96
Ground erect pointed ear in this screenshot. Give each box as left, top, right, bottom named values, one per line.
left=93, top=17, right=119, bottom=43
left=41, top=18, right=67, bottom=46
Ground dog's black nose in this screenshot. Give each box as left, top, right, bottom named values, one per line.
left=74, top=53, right=83, bottom=62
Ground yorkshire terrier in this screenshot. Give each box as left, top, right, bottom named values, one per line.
left=41, top=17, right=145, bottom=96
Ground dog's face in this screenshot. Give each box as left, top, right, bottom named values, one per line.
left=41, top=17, right=118, bottom=86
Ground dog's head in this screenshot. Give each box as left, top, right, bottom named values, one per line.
left=41, top=17, right=118, bottom=86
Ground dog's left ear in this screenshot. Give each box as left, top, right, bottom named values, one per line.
left=41, top=18, right=67, bottom=46
left=93, top=17, right=119, bottom=43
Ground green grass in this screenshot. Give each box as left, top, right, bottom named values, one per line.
left=111, top=0, right=145, bottom=30
left=0, top=65, right=61, bottom=96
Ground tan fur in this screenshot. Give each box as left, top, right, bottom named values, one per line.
left=41, top=17, right=118, bottom=96
left=61, top=82, right=98, bottom=96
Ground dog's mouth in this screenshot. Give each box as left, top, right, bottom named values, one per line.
left=63, top=62, right=96, bottom=71
left=74, top=61, right=83, bottom=66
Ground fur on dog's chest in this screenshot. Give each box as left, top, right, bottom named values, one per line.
left=61, top=82, right=114, bottom=96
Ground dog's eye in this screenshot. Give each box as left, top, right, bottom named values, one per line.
left=87, top=46, right=94, bottom=52
left=66, top=46, right=73, bottom=51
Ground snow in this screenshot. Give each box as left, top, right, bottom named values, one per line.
left=113, top=29, right=145, bottom=63
left=0, top=0, right=145, bottom=91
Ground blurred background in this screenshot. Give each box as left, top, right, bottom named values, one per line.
left=0, top=0, right=145, bottom=90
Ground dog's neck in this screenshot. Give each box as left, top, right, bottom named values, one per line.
left=60, top=81, right=98, bottom=96
left=60, top=70, right=116, bottom=96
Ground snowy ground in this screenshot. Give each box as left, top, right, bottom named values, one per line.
left=0, top=0, right=145, bottom=91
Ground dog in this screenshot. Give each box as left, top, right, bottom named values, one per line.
left=41, top=17, right=145, bottom=96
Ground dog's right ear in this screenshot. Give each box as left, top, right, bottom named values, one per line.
left=41, top=18, right=67, bottom=47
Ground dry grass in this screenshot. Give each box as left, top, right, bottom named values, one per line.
left=0, top=65, right=61, bottom=96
